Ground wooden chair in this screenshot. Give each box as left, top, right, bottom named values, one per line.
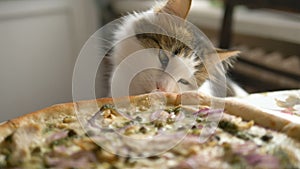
left=219, top=0, right=300, bottom=49
left=218, top=0, right=300, bottom=92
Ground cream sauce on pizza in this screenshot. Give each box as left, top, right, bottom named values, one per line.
left=0, top=104, right=300, bottom=169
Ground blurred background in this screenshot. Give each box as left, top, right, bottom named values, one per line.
left=0, top=0, right=299, bottom=122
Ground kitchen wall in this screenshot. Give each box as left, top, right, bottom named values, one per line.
left=0, top=0, right=102, bottom=122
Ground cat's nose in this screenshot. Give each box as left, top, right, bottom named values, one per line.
left=156, top=87, right=166, bottom=92
left=156, top=82, right=166, bottom=92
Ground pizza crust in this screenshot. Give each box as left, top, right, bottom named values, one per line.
left=1, top=92, right=300, bottom=169
left=1, top=92, right=299, bottom=141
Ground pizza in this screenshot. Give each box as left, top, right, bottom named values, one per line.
left=0, top=92, right=300, bottom=169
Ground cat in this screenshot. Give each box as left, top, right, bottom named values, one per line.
left=106, top=0, right=247, bottom=97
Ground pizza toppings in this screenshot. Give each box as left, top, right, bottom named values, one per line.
left=218, top=120, right=239, bottom=135
left=46, top=130, right=69, bottom=143
left=62, top=116, right=77, bottom=123
left=221, top=142, right=281, bottom=169
left=261, top=134, right=273, bottom=142
left=1, top=99, right=300, bottom=169
left=245, top=154, right=279, bottom=169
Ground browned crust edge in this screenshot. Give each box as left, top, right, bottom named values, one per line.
left=0, top=93, right=179, bottom=138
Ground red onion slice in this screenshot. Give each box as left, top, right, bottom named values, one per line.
left=193, top=108, right=223, bottom=117
left=46, top=151, right=97, bottom=168
left=46, top=131, right=69, bottom=143
left=245, top=154, right=279, bottom=169
left=150, top=110, right=168, bottom=121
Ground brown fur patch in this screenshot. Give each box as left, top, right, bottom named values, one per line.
left=131, top=13, right=234, bottom=88
left=133, top=16, right=194, bottom=57
left=194, top=67, right=209, bottom=86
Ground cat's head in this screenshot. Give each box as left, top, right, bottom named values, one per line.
left=111, top=0, right=239, bottom=95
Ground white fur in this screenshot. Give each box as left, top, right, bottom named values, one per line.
left=110, top=9, right=198, bottom=94
left=112, top=12, right=149, bottom=66
left=109, top=6, right=248, bottom=96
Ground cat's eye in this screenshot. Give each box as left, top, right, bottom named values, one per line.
left=178, top=78, right=190, bottom=85
left=159, top=50, right=169, bottom=69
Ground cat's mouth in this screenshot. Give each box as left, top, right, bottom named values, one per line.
left=129, top=69, right=180, bottom=95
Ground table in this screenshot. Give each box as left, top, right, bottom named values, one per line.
left=234, top=90, right=300, bottom=124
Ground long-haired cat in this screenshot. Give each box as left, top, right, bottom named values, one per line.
left=107, top=0, right=247, bottom=97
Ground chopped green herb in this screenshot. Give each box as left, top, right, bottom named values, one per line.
left=164, top=106, right=181, bottom=114
left=222, top=143, right=247, bottom=169
left=49, top=130, right=77, bottom=148
left=196, top=117, right=204, bottom=123
left=236, top=132, right=251, bottom=141
left=134, top=116, right=143, bottom=122
left=190, top=128, right=200, bottom=135
left=166, top=117, right=175, bottom=124
left=173, top=106, right=182, bottom=115
left=124, top=121, right=134, bottom=126
left=67, top=129, right=77, bottom=137
left=218, top=120, right=253, bottom=141
left=164, top=108, right=173, bottom=114
left=139, top=126, right=148, bottom=134
left=153, top=121, right=164, bottom=129
left=214, top=135, right=221, bottom=141
left=31, top=147, right=41, bottom=156
left=218, top=120, right=238, bottom=135
left=62, top=116, right=76, bottom=123
left=188, top=125, right=201, bottom=135
left=261, top=134, right=273, bottom=142
left=50, top=138, right=67, bottom=147
left=100, top=104, right=115, bottom=111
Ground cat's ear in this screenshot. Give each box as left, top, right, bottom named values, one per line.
left=158, top=0, right=192, bottom=19
left=216, top=48, right=240, bottom=61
